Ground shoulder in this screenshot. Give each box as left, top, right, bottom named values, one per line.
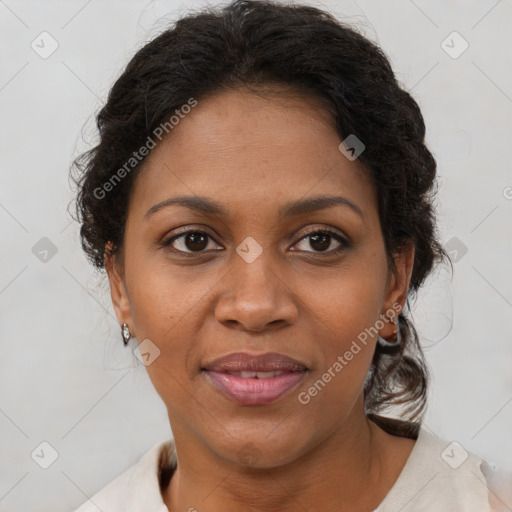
left=373, top=420, right=511, bottom=512
left=72, top=459, right=138, bottom=512
left=72, top=439, right=175, bottom=512
left=481, top=462, right=512, bottom=511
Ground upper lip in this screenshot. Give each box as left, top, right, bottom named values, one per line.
left=202, top=352, right=308, bottom=372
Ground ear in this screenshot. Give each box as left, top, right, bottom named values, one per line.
left=379, top=244, right=415, bottom=337
left=104, top=243, right=133, bottom=329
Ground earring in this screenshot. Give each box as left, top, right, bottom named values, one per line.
left=121, top=322, right=132, bottom=346
left=377, top=316, right=401, bottom=348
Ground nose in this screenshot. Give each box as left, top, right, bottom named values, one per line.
left=214, top=250, right=299, bottom=333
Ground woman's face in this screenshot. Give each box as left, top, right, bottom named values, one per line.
left=107, top=88, right=413, bottom=467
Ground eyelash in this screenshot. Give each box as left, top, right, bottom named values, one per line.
left=160, top=227, right=350, bottom=257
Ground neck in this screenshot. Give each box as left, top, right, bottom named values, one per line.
left=163, top=401, right=399, bottom=512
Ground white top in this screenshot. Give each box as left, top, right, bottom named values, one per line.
left=73, top=426, right=511, bottom=512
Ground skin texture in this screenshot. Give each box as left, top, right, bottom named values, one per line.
left=106, top=87, right=416, bottom=512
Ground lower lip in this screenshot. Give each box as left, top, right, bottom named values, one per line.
left=204, top=370, right=307, bottom=405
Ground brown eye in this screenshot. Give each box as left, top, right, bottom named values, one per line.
left=163, top=230, right=221, bottom=253
left=183, top=232, right=208, bottom=251
left=309, top=233, right=331, bottom=251
left=292, top=229, right=349, bottom=253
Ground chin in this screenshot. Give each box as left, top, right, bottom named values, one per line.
left=210, top=426, right=314, bottom=470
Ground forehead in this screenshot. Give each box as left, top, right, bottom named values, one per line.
left=129, top=88, right=376, bottom=219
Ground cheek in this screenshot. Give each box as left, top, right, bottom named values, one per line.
left=307, top=258, right=387, bottom=343
left=126, top=255, right=212, bottom=339
left=124, top=264, right=190, bottom=383
left=311, top=286, right=379, bottom=388
left=299, top=254, right=386, bottom=395
left=124, top=258, right=221, bottom=397
left=297, top=286, right=380, bottom=420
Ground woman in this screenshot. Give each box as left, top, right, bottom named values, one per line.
left=70, top=1, right=509, bottom=510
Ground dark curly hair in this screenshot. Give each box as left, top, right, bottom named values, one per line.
left=70, top=0, right=450, bottom=434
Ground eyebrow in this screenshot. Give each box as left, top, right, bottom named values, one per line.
left=144, top=194, right=364, bottom=221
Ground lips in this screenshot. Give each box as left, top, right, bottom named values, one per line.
left=227, top=370, right=288, bottom=378
left=203, top=351, right=307, bottom=373
left=202, top=352, right=308, bottom=405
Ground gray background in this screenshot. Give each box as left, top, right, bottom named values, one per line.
left=1, top=1, right=511, bottom=511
